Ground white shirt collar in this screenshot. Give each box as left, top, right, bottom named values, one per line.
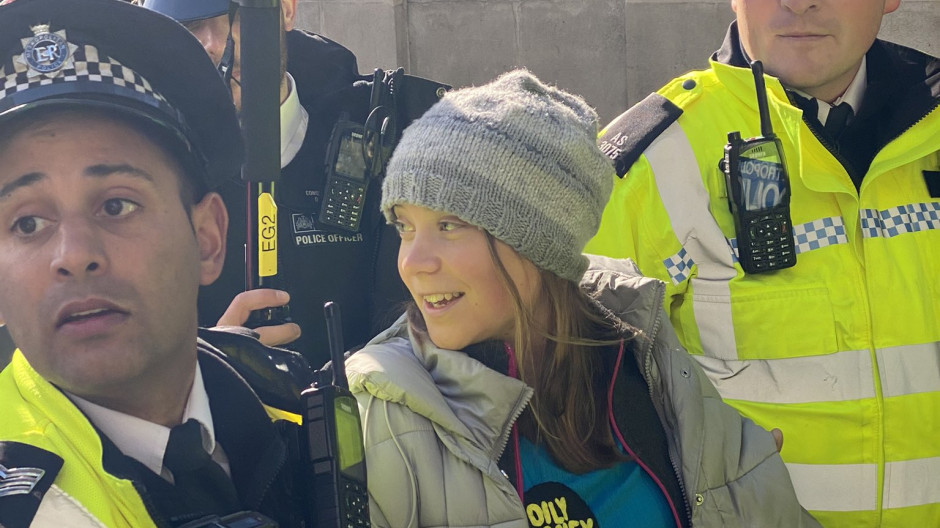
left=69, top=362, right=218, bottom=479
left=280, top=71, right=308, bottom=168
left=793, top=57, right=867, bottom=126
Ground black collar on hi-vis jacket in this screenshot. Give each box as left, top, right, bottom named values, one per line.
left=94, top=344, right=302, bottom=527
left=599, top=21, right=938, bottom=183
left=713, top=21, right=940, bottom=186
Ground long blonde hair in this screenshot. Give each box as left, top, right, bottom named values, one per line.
left=407, top=231, right=633, bottom=473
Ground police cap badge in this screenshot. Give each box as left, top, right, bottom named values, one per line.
left=0, top=0, right=243, bottom=191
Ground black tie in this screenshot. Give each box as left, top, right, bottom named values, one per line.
left=824, top=102, right=853, bottom=139
left=163, top=419, right=240, bottom=515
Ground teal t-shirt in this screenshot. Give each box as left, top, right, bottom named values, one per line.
left=519, top=437, right=674, bottom=528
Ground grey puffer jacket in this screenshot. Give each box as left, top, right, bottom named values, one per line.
left=345, top=255, right=819, bottom=528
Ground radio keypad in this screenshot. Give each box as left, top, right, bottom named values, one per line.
left=744, top=212, right=795, bottom=271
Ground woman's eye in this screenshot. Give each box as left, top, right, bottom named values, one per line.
left=393, top=221, right=414, bottom=234
left=440, top=220, right=463, bottom=232
left=101, top=198, right=140, bottom=217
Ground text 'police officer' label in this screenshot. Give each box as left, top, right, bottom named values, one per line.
left=291, top=213, right=365, bottom=247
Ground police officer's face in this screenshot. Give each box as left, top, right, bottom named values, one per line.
left=0, top=112, right=227, bottom=420
left=394, top=204, right=543, bottom=352
left=183, top=0, right=295, bottom=111
left=731, top=0, right=900, bottom=102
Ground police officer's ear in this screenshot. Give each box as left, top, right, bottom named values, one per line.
left=190, top=192, right=229, bottom=286
left=281, top=0, right=297, bottom=32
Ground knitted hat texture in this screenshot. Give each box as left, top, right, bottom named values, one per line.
left=381, top=69, right=614, bottom=282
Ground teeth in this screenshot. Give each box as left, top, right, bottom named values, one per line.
left=423, top=292, right=463, bottom=305
left=72, top=308, right=108, bottom=317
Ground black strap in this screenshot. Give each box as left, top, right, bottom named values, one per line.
left=0, top=441, right=64, bottom=528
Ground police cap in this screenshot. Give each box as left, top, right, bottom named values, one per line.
left=0, top=0, right=243, bottom=191
left=143, top=0, right=230, bottom=23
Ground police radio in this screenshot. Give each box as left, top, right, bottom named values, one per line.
left=720, top=60, right=796, bottom=274
left=319, top=115, right=371, bottom=232
left=300, top=302, right=370, bottom=528
left=320, top=68, right=405, bottom=233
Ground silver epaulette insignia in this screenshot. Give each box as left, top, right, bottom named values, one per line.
left=0, top=462, right=46, bottom=498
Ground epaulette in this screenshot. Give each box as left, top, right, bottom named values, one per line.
left=0, top=441, right=63, bottom=528
left=597, top=93, right=683, bottom=178
left=397, top=74, right=450, bottom=128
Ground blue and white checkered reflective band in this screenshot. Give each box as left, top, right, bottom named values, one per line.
left=662, top=246, right=695, bottom=285
left=0, top=28, right=168, bottom=112
left=663, top=216, right=849, bottom=284
left=860, top=202, right=940, bottom=238
left=792, top=216, right=848, bottom=253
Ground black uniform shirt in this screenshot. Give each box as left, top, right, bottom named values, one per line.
left=198, top=30, right=408, bottom=366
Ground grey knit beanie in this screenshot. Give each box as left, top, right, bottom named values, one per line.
left=381, top=69, right=614, bottom=282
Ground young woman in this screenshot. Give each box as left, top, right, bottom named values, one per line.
left=345, top=70, right=818, bottom=528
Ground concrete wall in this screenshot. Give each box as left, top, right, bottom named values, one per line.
left=296, top=0, right=939, bottom=124
left=0, top=1, right=935, bottom=369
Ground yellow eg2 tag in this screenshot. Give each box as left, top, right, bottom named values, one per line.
left=258, top=192, right=278, bottom=277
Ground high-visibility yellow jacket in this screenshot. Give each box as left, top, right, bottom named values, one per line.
left=0, top=332, right=306, bottom=527
left=0, top=351, right=159, bottom=527
left=586, top=30, right=940, bottom=528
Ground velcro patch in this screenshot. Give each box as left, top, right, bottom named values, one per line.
left=0, top=441, right=63, bottom=528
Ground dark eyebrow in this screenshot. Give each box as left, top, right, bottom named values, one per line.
left=84, top=163, right=155, bottom=183
left=0, top=172, right=44, bottom=201
left=0, top=164, right=155, bottom=202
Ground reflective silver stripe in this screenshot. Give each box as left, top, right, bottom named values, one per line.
left=693, top=348, right=874, bottom=404
left=860, top=202, right=940, bottom=238
left=878, top=342, right=940, bottom=398
left=645, top=123, right=738, bottom=359
left=786, top=463, right=878, bottom=512
left=884, top=457, right=940, bottom=509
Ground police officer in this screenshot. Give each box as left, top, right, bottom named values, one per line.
left=0, top=0, right=306, bottom=525
left=586, top=1, right=939, bottom=526
left=144, top=0, right=446, bottom=366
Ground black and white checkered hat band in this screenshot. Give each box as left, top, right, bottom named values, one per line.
left=0, top=40, right=169, bottom=112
